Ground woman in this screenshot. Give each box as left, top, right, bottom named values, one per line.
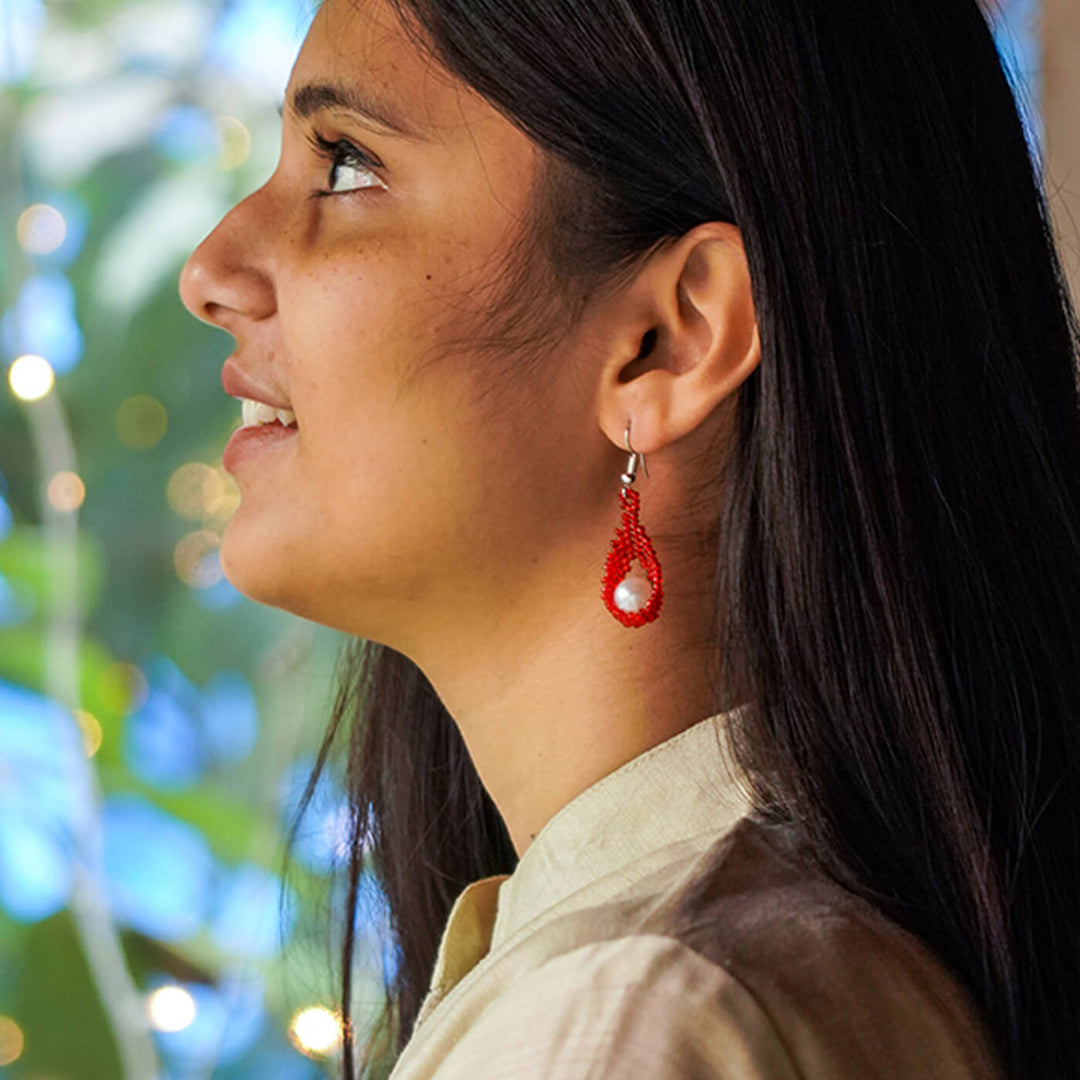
left=178, top=0, right=1080, bottom=1076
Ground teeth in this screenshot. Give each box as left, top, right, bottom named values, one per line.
left=242, top=399, right=276, bottom=426
left=240, top=398, right=297, bottom=428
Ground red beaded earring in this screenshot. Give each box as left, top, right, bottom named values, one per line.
left=601, top=420, right=664, bottom=627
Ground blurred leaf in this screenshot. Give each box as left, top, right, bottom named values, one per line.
left=14, top=909, right=123, bottom=1080
left=0, top=524, right=106, bottom=617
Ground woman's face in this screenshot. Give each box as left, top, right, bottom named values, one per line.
left=180, top=0, right=619, bottom=652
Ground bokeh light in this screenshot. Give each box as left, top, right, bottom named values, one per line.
left=7, top=354, right=54, bottom=401
left=289, top=1006, right=342, bottom=1057
left=154, top=977, right=267, bottom=1068
left=167, top=462, right=237, bottom=521
left=46, top=469, right=85, bottom=512
left=147, top=985, right=197, bottom=1033
left=174, top=530, right=223, bottom=588
left=216, top=115, right=252, bottom=169
left=71, top=707, right=103, bottom=756
left=168, top=462, right=216, bottom=519
left=23, top=192, right=88, bottom=267
left=0, top=1016, right=25, bottom=1066
left=16, top=202, right=66, bottom=254
left=115, top=394, right=168, bottom=449
left=205, top=467, right=240, bottom=519
left=97, top=660, right=150, bottom=716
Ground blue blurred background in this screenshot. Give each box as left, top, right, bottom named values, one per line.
left=0, top=0, right=1058, bottom=1077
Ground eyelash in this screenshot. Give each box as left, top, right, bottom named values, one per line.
left=306, top=131, right=385, bottom=195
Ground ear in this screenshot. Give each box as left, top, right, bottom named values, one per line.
left=596, top=221, right=760, bottom=456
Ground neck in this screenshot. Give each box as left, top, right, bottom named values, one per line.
left=412, top=565, right=734, bottom=857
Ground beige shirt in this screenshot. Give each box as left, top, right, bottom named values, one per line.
left=387, top=708, right=1004, bottom=1079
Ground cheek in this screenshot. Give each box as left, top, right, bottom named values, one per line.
left=231, top=221, right=577, bottom=619
left=270, top=255, right=490, bottom=527
left=278, top=230, right=513, bottom=450
left=279, top=238, right=472, bottom=385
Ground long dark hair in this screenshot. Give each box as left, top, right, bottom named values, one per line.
left=287, top=1, right=1080, bottom=1076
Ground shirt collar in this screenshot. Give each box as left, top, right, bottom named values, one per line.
left=493, top=703, right=752, bottom=949
left=425, top=704, right=753, bottom=1001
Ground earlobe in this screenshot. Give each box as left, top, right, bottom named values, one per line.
left=597, top=222, right=760, bottom=455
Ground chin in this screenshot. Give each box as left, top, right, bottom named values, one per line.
left=218, top=520, right=300, bottom=613
left=217, top=522, right=383, bottom=639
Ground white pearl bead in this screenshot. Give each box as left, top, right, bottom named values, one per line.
left=614, top=570, right=652, bottom=613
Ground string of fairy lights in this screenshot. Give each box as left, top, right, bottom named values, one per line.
left=0, top=1001, right=345, bottom=1069
left=9, top=197, right=239, bottom=581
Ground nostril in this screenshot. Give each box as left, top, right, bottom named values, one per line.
left=179, top=253, right=219, bottom=325
left=178, top=194, right=276, bottom=326
left=179, top=255, right=275, bottom=329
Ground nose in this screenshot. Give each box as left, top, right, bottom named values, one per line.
left=179, top=191, right=276, bottom=330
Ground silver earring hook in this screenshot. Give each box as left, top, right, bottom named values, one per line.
left=621, top=419, right=650, bottom=485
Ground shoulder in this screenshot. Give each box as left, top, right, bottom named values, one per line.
left=660, top=816, right=1005, bottom=1079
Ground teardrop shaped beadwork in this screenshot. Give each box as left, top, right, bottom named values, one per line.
left=601, top=485, right=663, bottom=627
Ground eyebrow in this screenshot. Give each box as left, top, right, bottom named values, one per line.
left=285, top=81, right=427, bottom=141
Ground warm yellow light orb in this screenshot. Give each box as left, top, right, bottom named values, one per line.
left=204, top=467, right=240, bottom=520
left=73, top=708, right=103, bottom=756
left=16, top=203, right=66, bottom=255
left=147, top=985, right=197, bottom=1033
left=0, top=1016, right=24, bottom=1066
left=47, top=470, right=86, bottom=512
left=167, top=463, right=217, bottom=520
left=8, top=354, right=55, bottom=402
left=289, top=1005, right=343, bottom=1056
left=115, top=395, right=168, bottom=449
left=167, top=462, right=239, bottom=520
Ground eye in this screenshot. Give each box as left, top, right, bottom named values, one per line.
left=307, top=132, right=387, bottom=195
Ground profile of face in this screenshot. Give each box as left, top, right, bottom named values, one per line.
left=180, top=0, right=577, bottom=646
left=179, top=0, right=758, bottom=664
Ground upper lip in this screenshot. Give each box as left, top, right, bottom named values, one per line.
left=221, top=358, right=293, bottom=410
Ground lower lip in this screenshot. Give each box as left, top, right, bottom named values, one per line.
left=223, top=421, right=298, bottom=473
